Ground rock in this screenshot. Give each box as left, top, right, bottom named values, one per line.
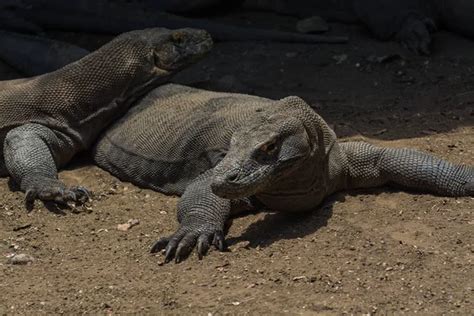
left=117, top=219, right=140, bottom=231
left=296, top=16, right=329, bottom=34
left=232, top=240, right=251, bottom=251
left=367, top=54, right=402, bottom=64
left=332, top=54, right=348, bottom=64
left=7, top=253, right=34, bottom=265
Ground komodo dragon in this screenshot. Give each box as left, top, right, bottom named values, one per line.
left=0, top=28, right=212, bottom=206
left=92, top=84, right=474, bottom=263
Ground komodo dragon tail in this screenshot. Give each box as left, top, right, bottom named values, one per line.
left=341, top=142, right=474, bottom=197
left=0, top=31, right=89, bottom=77
left=13, top=2, right=348, bottom=44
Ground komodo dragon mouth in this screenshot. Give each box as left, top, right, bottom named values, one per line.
left=211, top=164, right=273, bottom=199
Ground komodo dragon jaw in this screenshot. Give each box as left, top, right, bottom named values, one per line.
left=211, top=115, right=312, bottom=199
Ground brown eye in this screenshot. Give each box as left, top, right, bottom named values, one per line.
left=171, top=32, right=185, bottom=44
left=261, top=141, right=277, bottom=154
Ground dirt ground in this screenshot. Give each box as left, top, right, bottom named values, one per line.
left=0, top=12, right=473, bottom=315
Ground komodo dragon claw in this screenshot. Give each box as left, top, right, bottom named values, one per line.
left=24, top=178, right=90, bottom=208
left=151, top=228, right=227, bottom=263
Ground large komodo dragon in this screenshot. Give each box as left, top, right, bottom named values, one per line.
left=93, top=84, right=474, bottom=263
left=0, top=28, right=212, bottom=206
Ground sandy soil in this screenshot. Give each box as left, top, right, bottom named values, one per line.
left=0, top=12, right=473, bottom=315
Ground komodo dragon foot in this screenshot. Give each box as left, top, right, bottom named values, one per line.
left=24, top=176, right=90, bottom=208
left=151, top=225, right=227, bottom=263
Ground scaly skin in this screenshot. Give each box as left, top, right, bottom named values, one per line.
left=92, top=84, right=473, bottom=262
left=0, top=28, right=212, bottom=207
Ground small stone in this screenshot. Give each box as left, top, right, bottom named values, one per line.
left=333, top=54, right=348, bottom=64
left=233, top=240, right=250, bottom=250
left=292, top=276, right=307, bottom=281
left=367, top=54, right=401, bottom=64
left=296, top=16, right=329, bottom=34
left=117, top=219, right=140, bottom=231
left=7, top=253, right=34, bottom=265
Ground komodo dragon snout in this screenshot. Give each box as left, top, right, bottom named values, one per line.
left=211, top=114, right=312, bottom=199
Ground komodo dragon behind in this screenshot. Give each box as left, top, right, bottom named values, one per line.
left=92, top=84, right=474, bottom=262
left=0, top=28, right=212, bottom=206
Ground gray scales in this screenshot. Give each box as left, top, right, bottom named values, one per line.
left=92, top=84, right=474, bottom=263
left=0, top=28, right=212, bottom=206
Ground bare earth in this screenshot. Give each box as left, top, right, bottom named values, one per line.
left=0, top=12, right=473, bottom=315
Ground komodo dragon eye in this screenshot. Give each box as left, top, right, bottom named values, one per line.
left=171, top=32, right=185, bottom=44
left=260, top=139, right=278, bottom=154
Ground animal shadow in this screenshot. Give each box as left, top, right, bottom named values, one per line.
left=227, top=195, right=342, bottom=249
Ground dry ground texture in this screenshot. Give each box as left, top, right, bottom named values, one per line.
left=0, top=12, right=473, bottom=315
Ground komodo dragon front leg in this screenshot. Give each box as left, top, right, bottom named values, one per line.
left=4, top=124, right=89, bottom=205
left=341, top=142, right=474, bottom=196
left=151, top=171, right=260, bottom=263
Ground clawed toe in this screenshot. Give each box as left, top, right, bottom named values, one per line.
left=24, top=181, right=92, bottom=209
left=151, top=228, right=227, bottom=263
left=71, top=186, right=91, bottom=203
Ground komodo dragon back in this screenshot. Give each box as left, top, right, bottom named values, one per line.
left=93, top=84, right=274, bottom=195
left=0, top=28, right=212, bottom=206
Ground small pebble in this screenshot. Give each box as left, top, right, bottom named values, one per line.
left=117, top=219, right=140, bottom=231
left=296, top=16, right=329, bottom=34
left=7, top=253, right=34, bottom=265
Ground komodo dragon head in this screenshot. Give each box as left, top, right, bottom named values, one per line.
left=120, top=27, right=213, bottom=72
left=211, top=96, right=330, bottom=200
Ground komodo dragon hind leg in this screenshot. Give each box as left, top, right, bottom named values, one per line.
left=3, top=123, right=90, bottom=209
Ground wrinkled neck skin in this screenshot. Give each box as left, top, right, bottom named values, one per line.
left=255, top=101, right=344, bottom=213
